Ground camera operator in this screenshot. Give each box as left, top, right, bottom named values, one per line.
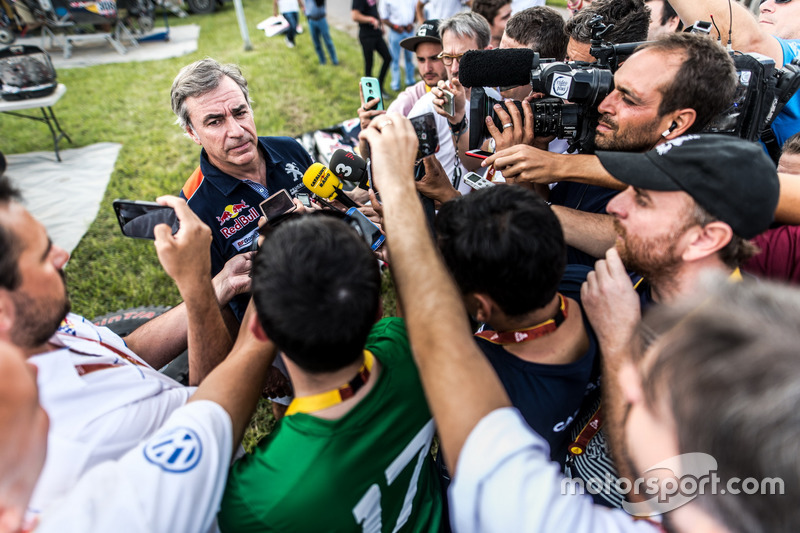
left=668, top=0, right=800, bottom=154
left=483, top=32, right=738, bottom=264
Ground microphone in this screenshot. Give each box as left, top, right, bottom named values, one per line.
left=458, top=48, right=536, bottom=88
left=302, top=163, right=360, bottom=209
left=329, top=149, right=370, bottom=190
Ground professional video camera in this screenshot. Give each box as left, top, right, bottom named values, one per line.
left=460, top=16, right=644, bottom=153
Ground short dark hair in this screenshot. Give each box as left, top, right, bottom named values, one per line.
left=566, top=0, right=650, bottom=45
left=0, top=177, right=22, bottom=291
left=435, top=186, right=566, bottom=317
left=641, top=32, right=737, bottom=132
left=472, top=0, right=510, bottom=25
left=504, top=6, right=568, bottom=61
left=782, top=132, right=800, bottom=156
left=251, top=215, right=381, bottom=374
left=636, top=279, right=800, bottom=532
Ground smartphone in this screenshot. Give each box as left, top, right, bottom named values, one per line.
left=113, top=199, right=179, bottom=240
left=410, top=112, right=439, bottom=161
left=441, top=89, right=455, bottom=116
left=465, top=149, right=493, bottom=159
left=296, top=192, right=312, bottom=208
left=346, top=207, right=385, bottom=250
left=360, top=76, right=384, bottom=111
left=463, top=172, right=496, bottom=190
left=259, top=189, right=297, bottom=226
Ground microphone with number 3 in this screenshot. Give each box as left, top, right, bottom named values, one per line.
left=302, top=163, right=360, bottom=209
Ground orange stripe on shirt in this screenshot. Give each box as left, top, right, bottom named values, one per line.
left=182, top=166, right=205, bottom=201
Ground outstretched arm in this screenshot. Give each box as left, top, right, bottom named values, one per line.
left=669, top=0, right=785, bottom=65
left=361, top=114, right=511, bottom=473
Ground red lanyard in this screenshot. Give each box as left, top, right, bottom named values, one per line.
left=474, top=293, right=568, bottom=345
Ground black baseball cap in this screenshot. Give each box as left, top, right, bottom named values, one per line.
left=400, top=20, right=441, bottom=51
left=596, top=134, right=779, bottom=239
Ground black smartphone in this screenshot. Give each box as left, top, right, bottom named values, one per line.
left=113, top=200, right=179, bottom=240
left=346, top=207, right=385, bottom=250
left=465, top=149, right=493, bottom=159
left=259, top=189, right=297, bottom=226
left=296, top=192, right=312, bottom=208
left=410, top=112, right=439, bottom=161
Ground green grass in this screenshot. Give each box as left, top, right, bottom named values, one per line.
left=1, top=2, right=367, bottom=318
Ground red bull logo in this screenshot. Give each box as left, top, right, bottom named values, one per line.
left=216, top=200, right=250, bottom=225
left=221, top=207, right=261, bottom=238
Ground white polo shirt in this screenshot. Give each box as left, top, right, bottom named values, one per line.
left=27, top=314, right=194, bottom=519
left=37, top=400, right=232, bottom=533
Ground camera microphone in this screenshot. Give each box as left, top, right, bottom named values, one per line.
left=459, top=48, right=536, bottom=88
left=329, top=149, right=370, bottom=190
left=302, top=163, right=360, bottom=209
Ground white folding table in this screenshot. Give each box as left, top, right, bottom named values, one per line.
left=0, top=84, right=72, bottom=161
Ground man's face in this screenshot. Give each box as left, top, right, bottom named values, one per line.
left=415, top=42, right=447, bottom=87
left=0, top=203, right=70, bottom=351
left=595, top=49, right=682, bottom=152
left=489, top=3, right=512, bottom=49
left=606, top=186, right=699, bottom=282
left=565, top=37, right=593, bottom=62
left=498, top=33, right=534, bottom=101
left=759, top=0, right=800, bottom=40
left=645, top=0, right=678, bottom=40
left=778, top=151, right=800, bottom=175
left=184, top=75, right=259, bottom=173
left=441, top=31, right=482, bottom=82
left=0, top=341, right=49, bottom=531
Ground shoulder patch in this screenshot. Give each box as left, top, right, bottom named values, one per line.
left=182, top=167, right=204, bottom=201
left=143, top=426, right=203, bottom=473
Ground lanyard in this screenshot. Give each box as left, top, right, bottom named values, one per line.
left=285, top=350, right=375, bottom=416
left=474, top=293, right=568, bottom=345
left=567, top=405, right=602, bottom=458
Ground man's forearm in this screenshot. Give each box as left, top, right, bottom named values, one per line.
left=180, top=275, right=233, bottom=386
left=669, top=0, right=783, bottom=64
left=124, top=304, right=189, bottom=370
left=380, top=166, right=510, bottom=474
left=555, top=154, right=624, bottom=189
left=551, top=206, right=617, bottom=259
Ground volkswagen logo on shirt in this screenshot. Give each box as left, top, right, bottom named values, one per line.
left=143, top=427, right=203, bottom=473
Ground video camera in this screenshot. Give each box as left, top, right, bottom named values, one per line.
left=461, top=16, right=643, bottom=153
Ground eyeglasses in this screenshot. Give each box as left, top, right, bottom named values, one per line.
left=437, top=52, right=465, bottom=66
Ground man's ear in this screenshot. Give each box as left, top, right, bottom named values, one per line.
left=185, top=124, right=202, bottom=146
left=664, top=108, right=697, bottom=140
left=682, top=221, right=734, bottom=263
left=468, top=292, right=496, bottom=324
left=248, top=313, right=270, bottom=342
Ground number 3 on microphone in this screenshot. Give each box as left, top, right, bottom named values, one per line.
left=336, top=163, right=352, bottom=178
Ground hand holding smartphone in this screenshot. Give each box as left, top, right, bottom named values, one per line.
left=259, top=189, right=297, bottom=226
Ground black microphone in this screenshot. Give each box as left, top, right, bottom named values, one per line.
left=329, top=149, right=369, bottom=190
left=458, top=48, right=536, bottom=88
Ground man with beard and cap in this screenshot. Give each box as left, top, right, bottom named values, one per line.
left=579, top=133, right=780, bottom=502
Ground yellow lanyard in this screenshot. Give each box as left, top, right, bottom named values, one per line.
left=285, top=350, right=375, bottom=416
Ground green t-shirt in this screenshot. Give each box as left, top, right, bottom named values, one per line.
left=218, top=317, right=443, bottom=532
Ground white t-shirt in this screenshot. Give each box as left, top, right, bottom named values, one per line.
left=450, top=407, right=660, bottom=533
left=37, top=400, right=232, bottom=533
left=407, top=91, right=472, bottom=195
left=419, top=0, right=467, bottom=20
left=278, top=0, right=300, bottom=13
left=27, top=314, right=194, bottom=518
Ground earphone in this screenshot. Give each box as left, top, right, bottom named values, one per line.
left=661, top=121, right=678, bottom=138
